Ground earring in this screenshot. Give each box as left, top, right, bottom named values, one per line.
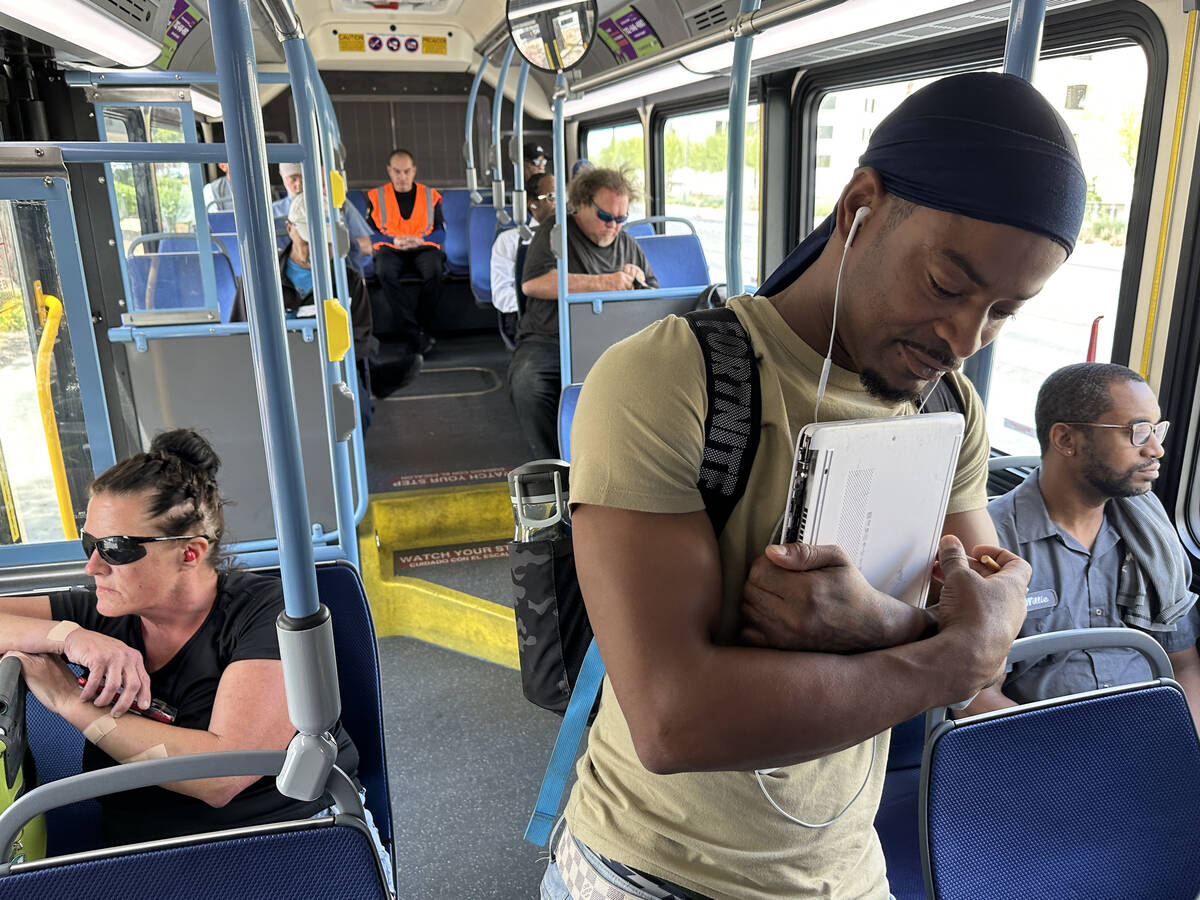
left=184, top=549, right=197, bottom=562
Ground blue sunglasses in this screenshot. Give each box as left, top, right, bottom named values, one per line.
left=591, top=202, right=628, bottom=225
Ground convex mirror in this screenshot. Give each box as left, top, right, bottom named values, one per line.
left=506, top=0, right=597, bottom=73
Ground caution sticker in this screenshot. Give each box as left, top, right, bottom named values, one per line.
left=422, top=35, right=447, bottom=54
left=338, top=32, right=365, bottom=52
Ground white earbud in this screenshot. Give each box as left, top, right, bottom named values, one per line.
left=846, top=206, right=871, bottom=249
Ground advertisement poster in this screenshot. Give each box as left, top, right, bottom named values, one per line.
left=597, top=5, right=661, bottom=63
left=156, top=0, right=204, bottom=68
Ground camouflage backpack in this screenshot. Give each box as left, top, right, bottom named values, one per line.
left=509, top=307, right=762, bottom=717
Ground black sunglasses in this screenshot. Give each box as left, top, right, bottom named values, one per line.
left=82, top=531, right=210, bottom=566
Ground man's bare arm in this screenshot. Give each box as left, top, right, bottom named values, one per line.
left=522, top=270, right=634, bottom=299
left=575, top=504, right=1029, bottom=775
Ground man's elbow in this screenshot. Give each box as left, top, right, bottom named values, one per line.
left=625, top=696, right=702, bottom=775
left=522, top=279, right=550, bottom=299
left=201, top=776, right=257, bottom=809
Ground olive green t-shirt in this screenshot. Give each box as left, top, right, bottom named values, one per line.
left=564, top=294, right=989, bottom=900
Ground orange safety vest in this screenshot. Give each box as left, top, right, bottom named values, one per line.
left=369, top=183, right=443, bottom=250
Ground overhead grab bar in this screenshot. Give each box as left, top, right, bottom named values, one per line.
left=492, top=41, right=516, bottom=223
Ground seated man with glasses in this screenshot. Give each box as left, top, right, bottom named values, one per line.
left=490, top=172, right=557, bottom=348
left=510, top=166, right=657, bottom=460
left=967, top=362, right=1200, bottom=724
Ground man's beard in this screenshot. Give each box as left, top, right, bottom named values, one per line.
left=860, top=368, right=923, bottom=405
left=1081, top=452, right=1154, bottom=498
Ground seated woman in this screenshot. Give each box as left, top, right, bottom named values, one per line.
left=0, top=429, right=387, bottom=869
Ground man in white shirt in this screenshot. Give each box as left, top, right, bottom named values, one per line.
left=490, top=172, right=556, bottom=346
left=203, top=163, right=234, bottom=212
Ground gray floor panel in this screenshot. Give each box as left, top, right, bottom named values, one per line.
left=381, top=636, right=564, bottom=898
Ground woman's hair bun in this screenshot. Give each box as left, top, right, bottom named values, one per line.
left=149, top=429, right=221, bottom=478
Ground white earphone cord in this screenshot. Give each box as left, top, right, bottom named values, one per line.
left=813, top=207, right=869, bottom=423
left=754, top=733, right=879, bottom=829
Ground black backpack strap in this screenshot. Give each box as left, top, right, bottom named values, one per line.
left=684, top=308, right=761, bottom=537
left=921, top=375, right=966, bottom=416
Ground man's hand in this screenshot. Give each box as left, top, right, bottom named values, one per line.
left=356, top=235, right=373, bottom=256
left=741, top=543, right=935, bottom=653
left=603, top=271, right=637, bottom=291
left=621, top=263, right=647, bottom=286
left=4, top=651, right=82, bottom=716
left=392, top=235, right=421, bottom=250
left=63, top=628, right=152, bottom=716
left=932, top=537, right=1029, bottom=700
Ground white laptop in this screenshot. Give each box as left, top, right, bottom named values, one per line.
left=780, top=412, right=964, bottom=608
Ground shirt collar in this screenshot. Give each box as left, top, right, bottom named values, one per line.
left=1010, top=467, right=1120, bottom=556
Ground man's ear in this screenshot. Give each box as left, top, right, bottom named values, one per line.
left=1048, top=422, right=1080, bottom=459
left=834, top=168, right=886, bottom=244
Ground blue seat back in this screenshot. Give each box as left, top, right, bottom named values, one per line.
left=0, top=819, right=389, bottom=899
left=147, top=237, right=240, bottom=323
left=346, top=190, right=370, bottom=221
left=873, top=714, right=927, bottom=900
left=635, top=233, right=709, bottom=288
left=25, top=562, right=390, bottom=857
left=207, top=211, right=236, bottom=234
left=469, top=204, right=513, bottom=304
left=624, top=222, right=654, bottom=237
left=440, top=189, right=471, bottom=275
left=922, top=684, right=1200, bottom=899
left=557, top=383, right=582, bottom=461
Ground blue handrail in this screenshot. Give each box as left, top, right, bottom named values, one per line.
left=553, top=74, right=570, bottom=387
left=491, top=42, right=516, bottom=218
left=512, top=60, right=532, bottom=238
left=209, top=0, right=321, bottom=621
left=724, top=0, right=762, bottom=293
left=465, top=52, right=491, bottom=203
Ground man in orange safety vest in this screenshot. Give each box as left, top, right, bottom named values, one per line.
left=367, top=148, right=444, bottom=357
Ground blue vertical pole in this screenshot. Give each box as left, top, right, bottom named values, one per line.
left=512, top=60, right=532, bottom=238
left=209, top=0, right=319, bottom=619
left=966, top=0, right=1047, bottom=405
left=725, top=0, right=761, bottom=294
left=283, top=36, right=357, bottom=572
left=1003, top=0, right=1046, bottom=80
left=492, top=42, right=516, bottom=219
left=553, top=74, right=570, bottom=387
left=465, top=53, right=491, bottom=204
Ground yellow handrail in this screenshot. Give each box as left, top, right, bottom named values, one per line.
left=1140, top=9, right=1197, bottom=378
left=33, top=282, right=78, bottom=541
left=0, top=438, right=18, bottom=544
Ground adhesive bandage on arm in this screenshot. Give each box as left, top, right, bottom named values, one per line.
left=46, top=620, right=80, bottom=643
left=83, top=713, right=118, bottom=745
left=121, top=744, right=168, bottom=764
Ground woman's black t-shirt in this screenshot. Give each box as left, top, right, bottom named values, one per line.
left=48, top=570, right=360, bottom=846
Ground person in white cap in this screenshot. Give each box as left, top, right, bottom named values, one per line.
left=274, top=162, right=374, bottom=273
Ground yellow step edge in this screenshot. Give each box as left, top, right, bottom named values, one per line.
left=358, top=502, right=519, bottom=669
left=368, top=483, right=512, bottom=552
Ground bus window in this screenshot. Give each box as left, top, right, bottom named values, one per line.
left=0, top=201, right=94, bottom=545
left=582, top=120, right=647, bottom=220
left=102, top=105, right=198, bottom=254
left=811, top=45, right=1147, bottom=455
left=662, top=104, right=761, bottom=286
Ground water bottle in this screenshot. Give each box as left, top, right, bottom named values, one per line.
left=508, top=460, right=570, bottom=542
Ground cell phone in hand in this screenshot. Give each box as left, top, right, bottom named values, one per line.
left=77, top=675, right=177, bottom=724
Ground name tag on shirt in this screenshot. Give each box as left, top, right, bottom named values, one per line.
left=1025, top=589, right=1058, bottom=613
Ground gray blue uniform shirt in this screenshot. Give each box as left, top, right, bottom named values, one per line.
left=988, top=469, right=1199, bottom=704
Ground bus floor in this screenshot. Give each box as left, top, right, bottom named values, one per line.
left=380, top=635, right=564, bottom=897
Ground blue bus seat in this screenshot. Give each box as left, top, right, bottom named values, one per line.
left=557, top=383, right=582, bottom=461
left=346, top=189, right=369, bottom=220
left=624, top=222, right=654, bottom=237
left=207, top=211, right=236, bottom=234
left=634, top=233, right=709, bottom=289
left=873, top=714, right=926, bottom=900
left=468, top=204, right=514, bottom=305
left=0, top=816, right=390, bottom=900
left=25, top=561, right=391, bottom=858
left=921, top=630, right=1200, bottom=899
left=441, top=189, right=471, bottom=275
left=137, top=236, right=240, bottom=323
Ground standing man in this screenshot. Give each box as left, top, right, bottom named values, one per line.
left=523, top=141, right=549, bottom=182
left=273, top=162, right=373, bottom=273
left=490, top=171, right=556, bottom=346
left=544, top=73, right=1087, bottom=900
left=971, top=362, right=1200, bottom=725
left=367, top=148, right=444, bottom=357
left=203, top=162, right=234, bottom=212
left=511, top=167, right=657, bottom=460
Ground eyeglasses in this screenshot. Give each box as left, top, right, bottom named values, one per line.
left=535, top=192, right=555, bottom=201
left=82, top=531, right=210, bottom=566
left=591, top=202, right=628, bottom=225
left=1063, top=420, right=1170, bottom=447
